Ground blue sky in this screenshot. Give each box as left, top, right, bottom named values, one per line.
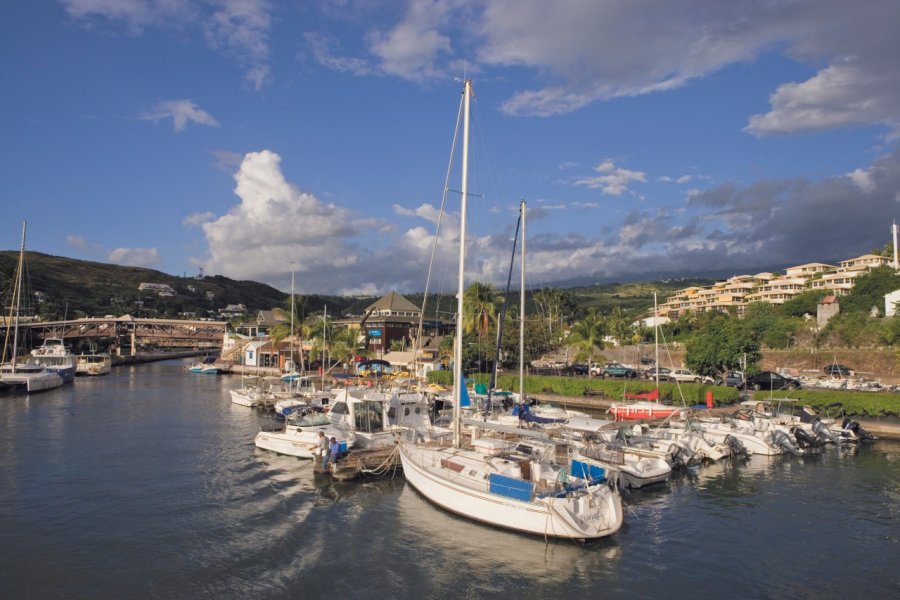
left=2, top=1, right=900, bottom=295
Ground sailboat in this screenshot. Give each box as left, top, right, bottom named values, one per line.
left=0, top=221, right=64, bottom=393
left=399, top=81, right=623, bottom=540
left=608, top=293, right=682, bottom=421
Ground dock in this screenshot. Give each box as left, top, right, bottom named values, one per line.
left=315, top=444, right=403, bottom=481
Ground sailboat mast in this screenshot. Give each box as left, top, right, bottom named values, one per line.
left=11, top=221, right=26, bottom=371
left=654, top=292, right=659, bottom=390
left=519, top=200, right=525, bottom=398
left=289, top=269, right=295, bottom=379
left=453, top=80, right=472, bottom=448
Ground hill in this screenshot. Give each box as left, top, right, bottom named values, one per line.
left=0, top=251, right=715, bottom=321
left=0, top=251, right=289, bottom=320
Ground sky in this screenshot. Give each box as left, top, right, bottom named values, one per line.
left=2, top=0, right=900, bottom=296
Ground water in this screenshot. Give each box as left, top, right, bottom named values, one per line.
left=1, top=359, right=898, bottom=599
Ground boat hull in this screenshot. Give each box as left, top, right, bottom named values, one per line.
left=609, top=402, right=682, bottom=421
left=399, top=443, right=623, bottom=540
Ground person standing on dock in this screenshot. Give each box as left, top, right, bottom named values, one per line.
left=317, top=431, right=329, bottom=470
left=326, top=436, right=341, bottom=471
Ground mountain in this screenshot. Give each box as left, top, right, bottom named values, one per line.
left=0, top=251, right=716, bottom=322
left=0, top=251, right=289, bottom=320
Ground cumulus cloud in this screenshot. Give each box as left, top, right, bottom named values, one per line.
left=199, top=150, right=404, bottom=293
left=575, top=160, right=647, bottom=196
left=108, top=247, right=161, bottom=268
left=139, top=100, right=220, bottom=132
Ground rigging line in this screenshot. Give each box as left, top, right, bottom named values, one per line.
left=413, top=87, right=465, bottom=378
left=487, top=207, right=522, bottom=409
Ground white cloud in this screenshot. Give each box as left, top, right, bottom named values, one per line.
left=62, top=0, right=273, bottom=89
left=304, top=32, right=372, bottom=76
left=365, top=0, right=452, bottom=81
left=200, top=150, right=378, bottom=290
left=108, top=247, right=161, bottom=268
left=203, top=0, right=273, bottom=90
left=847, top=167, right=876, bottom=193
left=139, top=100, right=220, bottom=132
left=575, top=160, right=647, bottom=196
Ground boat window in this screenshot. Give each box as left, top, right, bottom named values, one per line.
left=330, top=401, right=348, bottom=415
left=354, top=400, right=384, bottom=433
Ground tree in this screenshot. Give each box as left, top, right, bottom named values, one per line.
left=607, top=306, right=632, bottom=346
left=840, top=266, right=900, bottom=316
left=781, top=290, right=828, bottom=318
left=685, top=314, right=761, bottom=377
left=567, top=309, right=606, bottom=367
left=462, top=282, right=498, bottom=338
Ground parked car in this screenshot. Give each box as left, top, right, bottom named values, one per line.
left=568, top=363, right=590, bottom=376
left=668, top=368, right=714, bottom=384
left=716, top=370, right=745, bottom=387
left=591, top=362, right=638, bottom=378
left=744, top=371, right=801, bottom=391
left=643, top=366, right=671, bottom=380
left=823, top=364, right=854, bottom=377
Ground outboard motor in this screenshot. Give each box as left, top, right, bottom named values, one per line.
left=772, top=430, right=801, bottom=456
left=724, top=434, right=749, bottom=458
left=791, top=427, right=822, bottom=449
left=843, top=419, right=876, bottom=442
left=669, top=444, right=695, bottom=469
left=811, top=418, right=839, bottom=444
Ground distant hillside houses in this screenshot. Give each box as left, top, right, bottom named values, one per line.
left=138, top=282, right=175, bottom=297
left=660, top=254, right=895, bottom=318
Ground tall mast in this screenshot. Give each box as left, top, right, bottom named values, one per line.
left=453, top=80, right=472, bottom=448
left=654, top=292, right=659, bottom=392
left=519, top=200, right=525, bottom=399
left=289, top=268, right=295, bottom=379
left=10, top=221, right=26, bottom=372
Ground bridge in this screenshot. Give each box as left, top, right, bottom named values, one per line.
left=3, top=316, right=228, bottom=352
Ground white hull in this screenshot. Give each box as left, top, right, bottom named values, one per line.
left=399, top=443, right=623, bottom=540
left=229, top=389, right=257, bottom=407
left=254, top=425, right=355, bottom=459
left=76, top=354, right=111, bottom=376
left=0, top=369, right=64, bottom=392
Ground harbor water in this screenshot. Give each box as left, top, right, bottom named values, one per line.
left=1, top=359, right=898, bottom=599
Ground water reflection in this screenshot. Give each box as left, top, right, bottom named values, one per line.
left=394, top=485, right=621, bottom=584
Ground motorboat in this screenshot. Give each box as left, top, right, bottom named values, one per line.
left=76, top=353, right=112, bottom=376
left=28, top=337, right=77, bottom=382
left=254, top=408, right=355, bottom=459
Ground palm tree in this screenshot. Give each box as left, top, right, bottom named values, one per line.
left=568, top=309, right=606, bottom=369
left=608, top=306, right=632, bottom=347
left=463, top=282, right=498, bottom=338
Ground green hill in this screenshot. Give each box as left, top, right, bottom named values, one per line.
left=0, top=251, right=715, bottom=322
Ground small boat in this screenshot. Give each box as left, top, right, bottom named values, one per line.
left=254, top=408, right=355, bottom=459
left=76, top=353, right=112, bottom=376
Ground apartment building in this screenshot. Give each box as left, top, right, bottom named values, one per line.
left=660, top=254, right=896, bottom=318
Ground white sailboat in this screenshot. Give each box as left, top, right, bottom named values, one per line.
left=399, top=80, right=623, bottom=540
left=0, top=221, right=64, bottom=393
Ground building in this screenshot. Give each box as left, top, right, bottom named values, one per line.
left=138, top=282, right=176, bottom=297
left=661, top=252, right=897, bottom=319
